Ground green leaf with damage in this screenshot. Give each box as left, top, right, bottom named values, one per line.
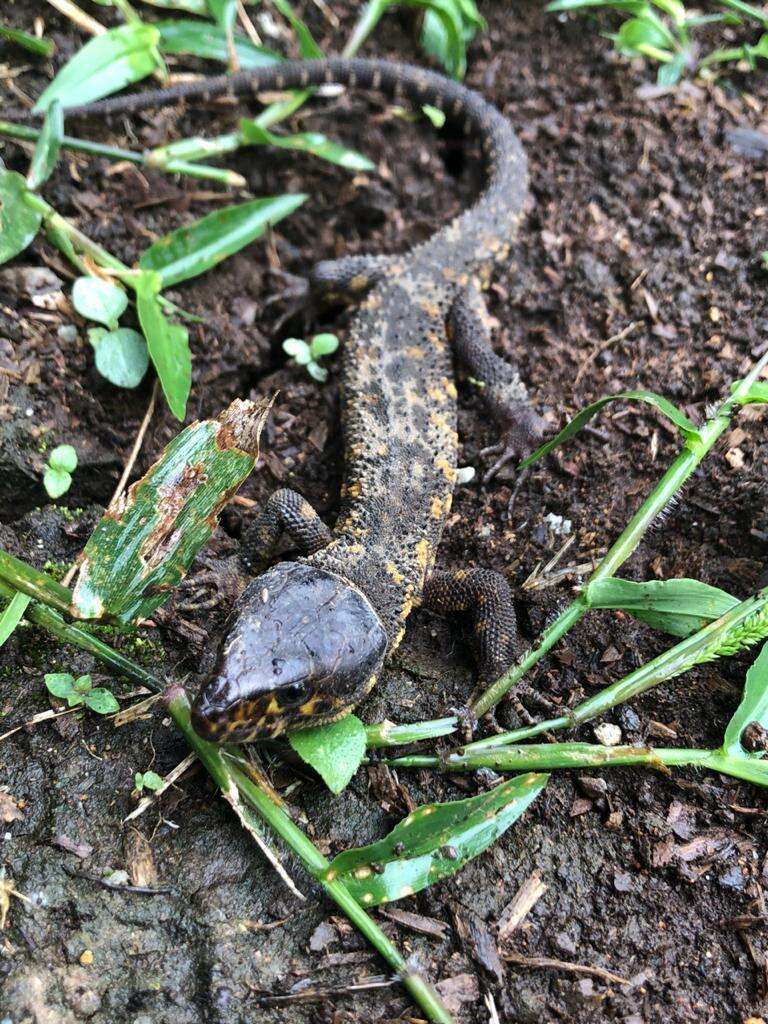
left=70, top=397, right=272, bottom=622
left=721, top=641, right=768, bottom=755
left=325, top=773, right=547, bottom=905
left=0, top=169, right=43, bottom=265
left=289, top=714, right=367, bottom=794
left=585, top=577, right=740, bottom=637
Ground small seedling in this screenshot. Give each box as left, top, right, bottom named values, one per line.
left=283, top=333, right=339, bottom=382
left=43, top=444, right=77, bottom=499
left=44, top=672, right=119, bottom=714
left=133, top=770, right=163, bottom=795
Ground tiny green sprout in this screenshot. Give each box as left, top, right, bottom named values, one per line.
left=43, top=444, right=77, bottom=500
left=133, top=770, right=163, bottom=795
left=283, top=332, right=339, bottom=383
left=44, top=672, right=119, bottom=714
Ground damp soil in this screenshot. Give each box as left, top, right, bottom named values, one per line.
left=2, top=2, right=768, bottom=1021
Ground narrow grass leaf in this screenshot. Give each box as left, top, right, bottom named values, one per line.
left=732, top=380, right=768, bottom=405
left=270, top=0, right=323, bottom=58
left=586, top=577, right=740, bottom=637
left=156, top=19, right=281, bottom=68
left=0, top=24, right=55, bottom=57
left=289, top=715, right=367, bottom=794
left=33, top=24, right=162, bottom=112
left=0, top=592, right=31, bottom=648
left=94, top=328, right=149, bottom=388
left=72, top=276, right=128, bottom=328
left=27, top=101, right=64, bottom=190
left=326, top=773, right=547, bottom=906
left=135, top=271, right=191, bottom=420
left=519, top=389, right=701, bottom=469
left=240, top=120, right=374, bottom=171
left=71, top=397, right=271, bottom=622
left=721, top=642, right=768, bottom=755
left=0, top=170, right=43, bottom=264
left=545, top=0, right=649, bottom=11
left=139, top=194, right=306, bottom=288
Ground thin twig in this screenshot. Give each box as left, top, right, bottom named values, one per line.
left=45, top=0, right=105, bottom=35
left=503, top=951, right=631, bottom=986
left=236, top=0, right=262, bottom=45
left=575, top=321, right=643, bottom=386
left=124, top=751, right=197, bottom=822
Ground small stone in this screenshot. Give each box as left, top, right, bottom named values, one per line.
left=57, top=324, right=78, bottom=343
left=594, top=723, right=622, bottom=746
left=79, top=949, right=94, bottom=966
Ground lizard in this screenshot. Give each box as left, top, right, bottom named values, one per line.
left=26, top=57, right=545, bottom=741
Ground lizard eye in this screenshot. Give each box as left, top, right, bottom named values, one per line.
left=281, top=681, right=312, bottom=707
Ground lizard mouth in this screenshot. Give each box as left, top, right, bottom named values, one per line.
left=191, top=562, right=387, bottom=742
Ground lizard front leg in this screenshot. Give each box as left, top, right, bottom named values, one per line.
left=309, top=254, right=395, bottom=305
left=449, top=284, right=545, bottom=482
left=240, top=488, right=332, bottom=571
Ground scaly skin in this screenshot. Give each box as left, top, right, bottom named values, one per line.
left=48, top=59, right=532, bottom=739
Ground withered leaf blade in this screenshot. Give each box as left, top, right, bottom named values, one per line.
left=71, top=398, right=272, bottom=623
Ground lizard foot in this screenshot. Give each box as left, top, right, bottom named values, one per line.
left=172, top=555, right=247, bottom=615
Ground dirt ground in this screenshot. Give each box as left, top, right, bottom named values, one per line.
left=2, top=1, right=768, bottom=1021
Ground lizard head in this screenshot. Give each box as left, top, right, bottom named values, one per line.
left=191, top=562, right=387, bottom=742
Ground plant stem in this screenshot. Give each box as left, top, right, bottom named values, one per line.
left=384, top=741, right=712, bottom=773
left=466, top=586, right=768, bottom=752
left=365, top=716, right=458, bottom=749
left=0, top=549, right=73, bottom=617
left=0, top=556, right=454, bottom=1023
left=0, top=120, right=245, bottom=186
left=471, top=354, right=768, bottom=718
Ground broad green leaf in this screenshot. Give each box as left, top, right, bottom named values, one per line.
left=239, top=120, right=375, bottom=172
left=33, top=24, right=162, bottom=113
left=27, top=101, right=63, bottom=190
left=656, top=51, right=686, bottom=84
left=0, top=592, right=31, bottom=648
left=135, top=271, right=191, bottom=420
left=289, top=715, right=367, bottom=794
left=586, top=577, right=740, bottom=637
left=270, top=0, right=323, bottom=58
left=73, top=674, right=93, bottom=693
left=0, top=170, right=43, bottom=265
left=94, top=328, right=149, bottom=388
left=71, top=396, right=270, bottom=621
left=45, top=672, right=76, bottom=698
left=421, top=0, right=483, bottom=77
left=732, top=379, right=768, bottom=405
left=615, top=15, right=675, bottom=55
left=72, top=276, right=128, bottom=328
left=519, top=389, right=701, bottom=469
left=49, top=444, right=77, bottom=473
left=721, top=642, right=768, bottom=754
left=310, top=333, right=339, bottom=357
left=138, top=194, right=306, bottom=288
left=326, top=773, right=547, bottom=905
left=43, top=467, right=72, bottom=499
left=422, top=103, right=446, bottom=128
left=139, top=769, right=164, bottom=790
left=84, top=688, right=120, bottom=714
left=0, top=24, right=55, bottom=57
left=206, top=0, right=236, bottom=32
left=283, top=338, right=312, bottom=364
left=156, top=19, right=281, bottom=68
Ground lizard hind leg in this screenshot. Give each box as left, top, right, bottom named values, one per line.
left=309, top=254, right=394, bottom=305
left=240, top=488, right=332, bottom=572
left=448, top=285, right=545, bottom=483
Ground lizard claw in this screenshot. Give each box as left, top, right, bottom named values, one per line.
left=481, top=400, right=546, bottom=484
left=172, top=555, right=247, bottom=615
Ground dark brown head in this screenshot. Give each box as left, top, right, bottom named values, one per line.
left=191, top=562, right=387, bottom=742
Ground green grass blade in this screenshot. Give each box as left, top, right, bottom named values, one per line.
left=138, top=194, right=307, bottom=289
left=33, top=24, right=162, bottom=113
left=135, top=270, right=191, bottom=421
left=585, top=577, right=740, bottom=637
left=156, top=19, right=282, bottom=67
left=519, top=389, right=702, bottom=469
left=0, top=24, right=55, bottom=57
left=721, top=642, right=768, bottom=754
left=0, top=591, right=31, bottom=647
left=239, top=120, right=375, bottom=171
